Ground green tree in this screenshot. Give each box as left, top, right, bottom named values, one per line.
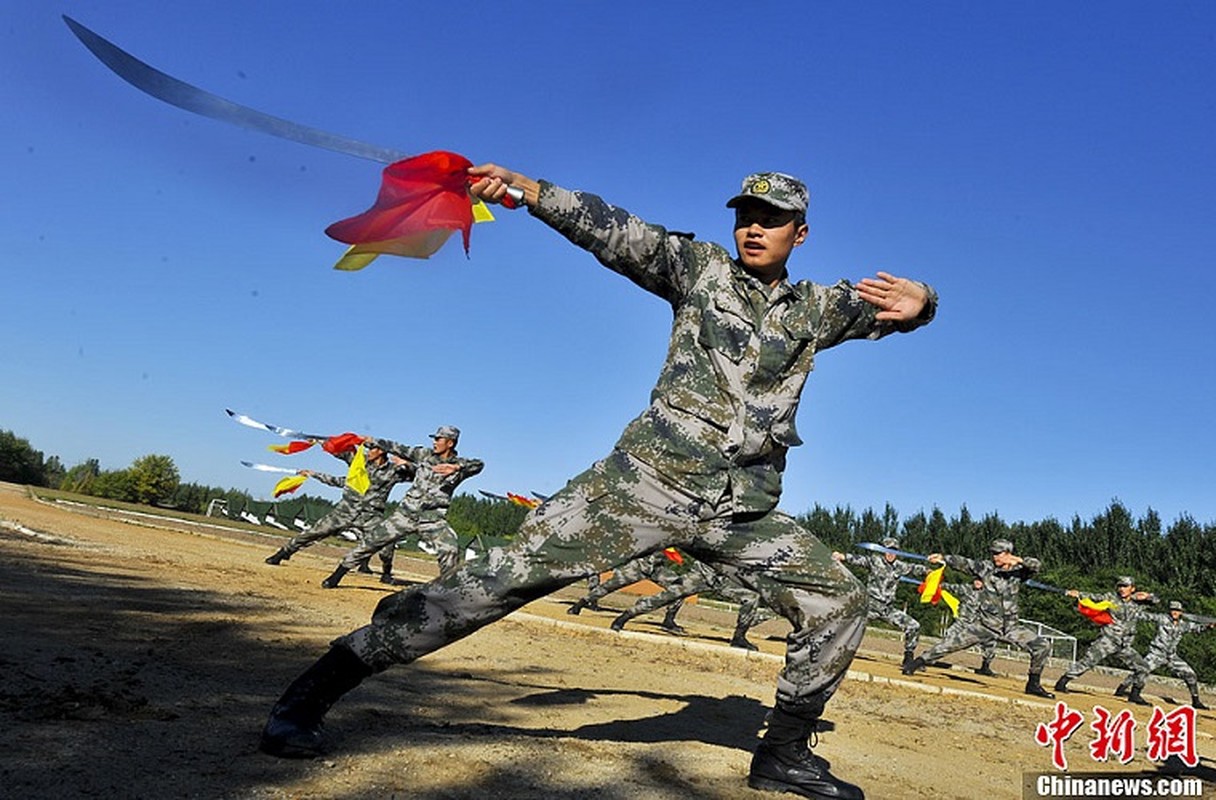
left=61, top=458, right=101, bottom=494
left=0, top=429, right=49, bottom=485
left=127, top=454, right=180, bottom=505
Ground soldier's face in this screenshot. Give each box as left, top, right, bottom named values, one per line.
left=733, top=201, right=808, bottom=280
left=883, top=552, right=896, bottom=563
left=991, top=551, right=1013, bottom=567
left=431, top=437, right=455, bottom=456
left=1117, top=584, right=1134, bottom=598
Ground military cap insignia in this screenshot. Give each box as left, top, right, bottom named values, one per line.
left=751, top=178, right=771, bottom=194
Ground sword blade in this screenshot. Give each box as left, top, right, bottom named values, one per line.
left=856, top=541, right=930, bottom=562
left=63, top=15, right=408, bottom=164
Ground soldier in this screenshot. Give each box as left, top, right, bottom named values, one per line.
left=609, top=556, right=771, bottom=651
left=567, top=550, right=688, bottom=633
left=1054, top=576, right=1157, bottom=705
left=903, top=539, right=1056, bottom=699
left=319, top=426, right=483, bottom=589
left=260, top=165, right=937, bottom=800
left=946, top=578, right=999, bottom=676
left=264, top=441, right=414, bottom=583
left=832, top=538, right=931, bottom=671
left=1113, top=601, right=1213, bottom=709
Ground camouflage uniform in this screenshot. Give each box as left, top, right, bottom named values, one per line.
left=610, top=555, right=769, bottom=649
left=941, top=581, right=997, bottom=669
left=568, top=550, right=685, bottom=617
left=336, top=179, right=937, bottom=725
left=266, top=450, right=413, bottom=569
left=842, top=551, right=930, bottom=655
left=1060, top=589, right=1158, bottom=689
left=1115, top=609, right=1208, bottom=702
left=915, top=553, right=1052, bottom=674
left=337, top=436, right=483, bottom=577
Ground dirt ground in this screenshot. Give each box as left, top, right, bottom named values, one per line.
left=1, top=481, right=1213, bottom=800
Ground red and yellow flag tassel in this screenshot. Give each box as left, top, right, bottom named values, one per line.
left=273, top=474, right=308, bottom=497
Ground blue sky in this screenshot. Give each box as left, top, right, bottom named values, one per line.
left=3, top=2, right=1214, bottom=529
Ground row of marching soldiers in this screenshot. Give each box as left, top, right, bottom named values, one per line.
left=836, top=537, right=1213, bottom=708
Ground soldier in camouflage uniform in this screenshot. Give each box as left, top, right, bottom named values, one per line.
left=261, top=166, right=936, bottom=799
left=944, top=578, right=999, bottom=676
left=319, top=426, right=483, bottom=589
left=608, top=554, right=771, bottom=651
left=567, top=550, right=689, bottom=633
left=264, top=442, right=414, bottom=582
left=1113, top=600, right=1214, bottom=709
left=1054, top=576, right=1158, bottom=705
left=832, top=538, right=931, bottom=671
left=903, top=538, right=1056, bottom=698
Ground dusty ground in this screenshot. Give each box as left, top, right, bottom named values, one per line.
left=1, top=481, right=1213, bottom=800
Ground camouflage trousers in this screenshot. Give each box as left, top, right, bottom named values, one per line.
left=865, top=599, right=921, bottom=652
left=338, top=450, right=866, bottom=709
left=339, top=509, right=460, bottom=576
left=618, top=558, right=767, bottom=631
left=1063, top=632, right=1149, bottom=688
left=922, top=620, right=1049, bottom=672
left=1117, top=651, right=1199, bottom=694
left=283, top=506, right=393, bottom=567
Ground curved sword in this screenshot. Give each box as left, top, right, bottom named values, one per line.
left=63, top=15, right=408, bottom=164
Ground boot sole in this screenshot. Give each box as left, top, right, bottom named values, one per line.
left=748, top=773, right=857, bottom=799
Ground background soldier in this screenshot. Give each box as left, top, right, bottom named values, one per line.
left=567, top=550, right=687, bottom=634
left=903, top=538, right=1055, bottom=699
left=609, top=556, right=772, bottom=651
left=320, top=426, right=483, bottom=588
left=264, top=442, right=413, bottom=582
left=832, top=537, right=931, bottom=671
left=1054, top=576, right=1157, bottom=705
left=261, top=165, right=936, bottom=800
left=942, top=578, right=999, bottom=676
left=1112, top=599, right=1211, bottom=709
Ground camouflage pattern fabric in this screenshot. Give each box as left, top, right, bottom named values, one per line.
left=917, top=554, right=1052, bottom=671
left=580, top=550, right=683, bottom=606
left=338, top=439, right=483, bottom=575
left=943, top=582, right=996, bottom=661
left=1129, top=612, right=1206, bottom=693
left=615, top=555, right=769, bottom=630
left=1062, top=591, right=1159, bottom=688
left=842, top=552, right=930, bottom=650
left=280, top=451, right=413, bottom=566
left=335, top=181, right=936, bottom=714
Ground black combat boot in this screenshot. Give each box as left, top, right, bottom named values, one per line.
left=1024, top=672, right=1055, bottom=699
left=321, top=566, right=349, bottom=589
left=748, top=703, right=865, bottom=800
left=355, top=559, right=374, bottom=574
left=660, top=607, right=686, bottom=635
left=1191, top=692, right=1209, bottom=711
left=731, top=621, right=759, bottom=651
left=566, top=599, right=587, bottom=616
left=974, top=658, right=997, bottom=677
left=610, top=612, right=632, bottom=632
left=1114, top=681, right=1130, bottom=697
left=379, top=569, right=395, bottom=585
left=1054, top=675, right=1072, bottom=694
left=259, top=646, right=375, bottom=758
left=900, top=650, right=916, bottom=672
left=1126, top=686, right=1150, bottom=706
left=265, top=547, right=292, bottom=565
left=901, top=656, right=926, bottom=676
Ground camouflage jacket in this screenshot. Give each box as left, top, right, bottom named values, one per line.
left=843, top=553, right=930, bottom=606
left=1140, top=612, right=1206, bottom=661
left=530, top=182, right=936, bottom=513
left=1079, top=591, right=1158, bottom=644
left=311, top=450, right=414, bottom=515
left=368, top=438, right=484, bottom=519
left=944, top=582, right=983, bottom=625
left=943, top=554, right=1041, bottom=631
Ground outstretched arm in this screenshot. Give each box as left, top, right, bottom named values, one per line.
left=856, top=271, right=934, bottom=322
